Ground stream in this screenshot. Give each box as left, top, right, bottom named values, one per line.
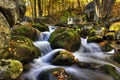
left=20, top=26, right=120, bottom=80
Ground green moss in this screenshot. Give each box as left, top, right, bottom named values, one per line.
left=101, top=43, right=113, bottom=52
left=7, top=36, right=40, bottom=65
left=11, top=26, right=39, bottom=41
left=60, top=11, right=72, bottom=23
left=87, top=36, right=103, bottom=43
left=109, top=22, right=120, bottom=31
left=0, top=59, right=23, bottom=80
left=32, top=23, right=49, bottom=32
left=112, top=53, right=120, bottom=64
left=51, top=51, right=75, bottom=66
left=48, top=27, right=80, bottom=52
left=88, top=29, right=96, bottom=37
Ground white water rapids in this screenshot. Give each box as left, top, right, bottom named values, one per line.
left=20, top=26, right=120, bottom=80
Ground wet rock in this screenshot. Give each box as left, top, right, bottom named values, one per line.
left=14, top=0, right=26, bottom=18
left=0, top=59, right=23, bottom=80
left=79, top=24, right=93, bottom=38
left=7, top=36, right=40, bottom=65
left=37, top=68, right=75, bottom=80
left=32, top=23, right=49, bottom=32
left=76, top=59, right=98, bottom=69
left=88, top=29, right=96, bottom=37
left=48, top=27, right=81, bottom=52
left=99, top=64, right=120, bottom=80
left=11, top=25, right=40, bottom=41
left=112, top=52, right=120, bottom=64
left=0, top=0, right=26, bottom=27
left=87, top=36, right=103, bottom=43
left=109, top=22, right=120, bottom=31
left=51, top=50, right=76, bottom=66
left=99, top=41, right=114, bottom=52
left=0, top=12, right=10, bottom=53
left=105, top=31, right=116, bottom=40
left=20, top=16, right=33, bottom=23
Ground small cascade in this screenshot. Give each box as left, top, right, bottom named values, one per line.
left=38, top=26, right=57, bottom=41
left=41, top=49, right=65, bottom=63
left=39, top=31, right=51, bottom=41
left=33, top=41, right=52, bottom=55
left=80, top=38, right=102, bottom=53
left=48, top=26, right=57, bottom=33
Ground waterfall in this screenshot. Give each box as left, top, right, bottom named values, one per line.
left=48, top=26, right=57, bottom=33
left=38, top=31, right=51, bottom=41
left=33, top=41, right=52, bottom=55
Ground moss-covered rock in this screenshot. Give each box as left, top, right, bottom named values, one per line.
left=109, top=22, right=120, bottom=32
left=32, top=23, right=49, bottom=32
left=88, top=29, right=96, bottom=37
left=11, top=26, right=40, bottom=41
left=105, top=32, right=115, bottom=40
left=99, top=41, right=114, bottom=52
left=0, top=0, right=26, bottom=27
left=99, top=64, right=120, bottom=80
left=76, top=59, right=98, bottom=69
left=48, top=27, right=81, bottom=52
left=0, top=12, right=10, bottom=53
left=37, top=68, right=74, bottom=80
left=87, top=36, right=103, bottom=43
left=6, top=36, right=40, bottom=65
left=51, top=50, right=76, bottom=66
left=79, top=28, right=89, bottom=38
left=112, top=52, right=120, bottom=64
left=0, top=59, right=23, bottom=80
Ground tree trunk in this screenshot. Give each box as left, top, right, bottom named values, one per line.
left=77, top=0, right=82, bottom=14
left=94, top=0, right=116, bottom=22
left=38, top=0, right=42, bottom=17
left=34, top=0, right=37, bottom=18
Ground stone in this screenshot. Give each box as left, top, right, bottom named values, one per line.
left=11, top=25, right=40, bottom=41
left=51, top=50, right=76, bottom=66
left=37, top=68, right=75, bottom=80
left=0, top=59, right=23, bottom=80
left=0, top=12, right=10, bottom=53
left=6, top=36, right=41, bottom=65
left=48, top=27, right=81, bottom=52
left=0, top=0, right=26, bottom=27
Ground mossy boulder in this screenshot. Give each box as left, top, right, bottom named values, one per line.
left=6, top=36, right=40, bottom=64
left=0, top=0, right=26, bottom=27
left=109, top=22, right=120, bottom=32
left=11, top=26, right=40, bottom=41
left=99, top=41, right=114, bottom=52
left=37, top=68, right=74, bottom=80
left=48, top=27, right=81, bottom=52
left=99, top=64, right=120, bottom=80
left=88, top=29, right=96, bottom=37
left=0, top=59, right=23, bottom=80
left=51, top=50, right=76, bottom=66
left=112, top=52, right=120, bottom=64
left=0, top=12, right=10, bottom=53
left=79, top=28, right=90, bottom=38
left=87, top=36, right=103, bottom=43
left=105, top=32, right=115, bottom=40
left=32, top=23, right=49, bottom=32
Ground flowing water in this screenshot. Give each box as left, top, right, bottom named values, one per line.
left=21, top=26, right=120, bottom=80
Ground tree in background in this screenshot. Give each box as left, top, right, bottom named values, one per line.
left=94, top=0, right=116, bottom=22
